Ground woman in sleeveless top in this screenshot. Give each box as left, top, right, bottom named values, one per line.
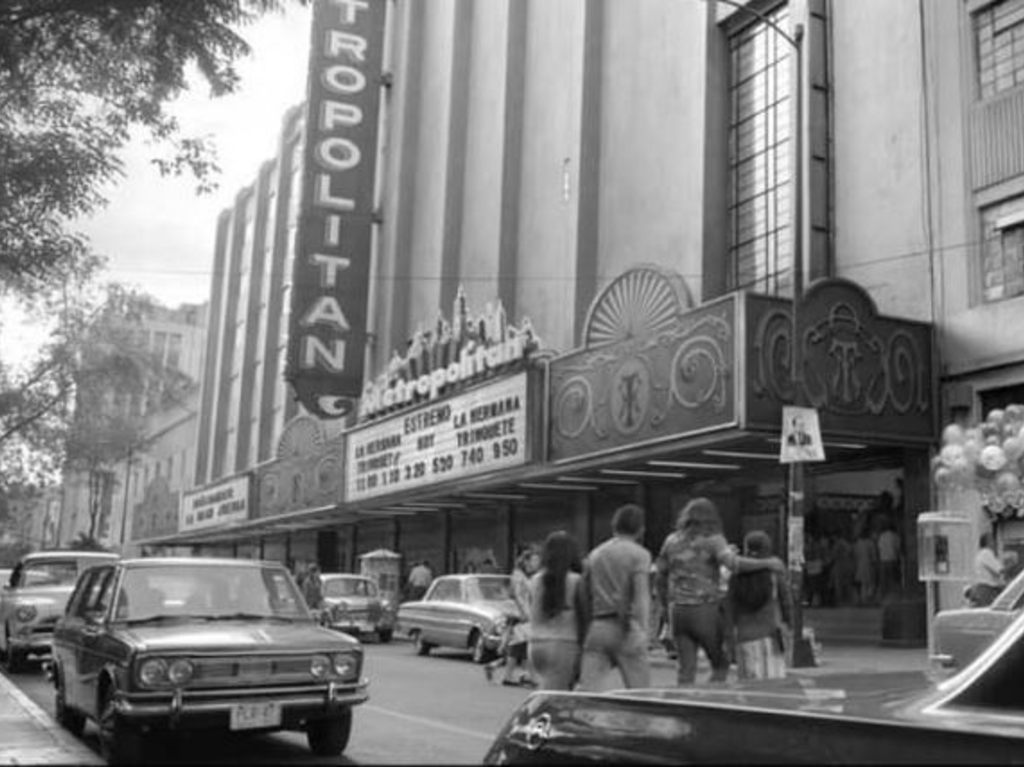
left=528, top=531, right=586, bottom=690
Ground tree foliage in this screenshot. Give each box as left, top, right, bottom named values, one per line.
left=0, top=0, right=304, bottom=299
left=0, top=282, right=196, bottom=502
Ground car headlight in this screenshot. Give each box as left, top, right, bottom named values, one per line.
left=15, top=605, right=37, bottom=623
left=138, top=658, right=168, bottom=687
left=332, top=652, right=358, bottom=680
left=167, top=659, right=194, bottom=685
left=310, top=654, right=332, bottom=679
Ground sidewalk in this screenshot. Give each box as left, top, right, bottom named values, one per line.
left=0, top=671, right=102, bottom=765
left=646, top=639, right=931, bottom=685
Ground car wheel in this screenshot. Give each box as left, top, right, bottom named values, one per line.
left=470, top=630, right=488, bottom=664
left=54, top=669, right=86, bottom=738
left=307, top=708, right=353, bottom=756
left=99, top=686, right=146, bottom=765
left=412, top=630, right=432, bottom=656
left=377, top=627, right=393, bottom=644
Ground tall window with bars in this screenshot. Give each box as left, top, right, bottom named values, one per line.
left=981, top=196, right=1024, bottom=302
left=975, top=0, right=1024, bottom=98
left=727, top=3, right=793, bottom=296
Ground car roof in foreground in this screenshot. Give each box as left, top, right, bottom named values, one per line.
left=118, top=557, right=286, bottom=568
left=23, top=550, right=120, bottom=560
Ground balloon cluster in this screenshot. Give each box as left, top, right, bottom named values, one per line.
left=934, top=404, right=1024, bottom=520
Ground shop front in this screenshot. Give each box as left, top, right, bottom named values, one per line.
left=534, top=267, right=936, bottom=610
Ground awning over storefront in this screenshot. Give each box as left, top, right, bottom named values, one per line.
left=136, top=503, right=411, bottom=547
left=147, top=268, right=937, bottom=544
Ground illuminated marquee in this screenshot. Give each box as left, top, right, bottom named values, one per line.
left=287, top=0, right=387, bottom=419
left=358, top=286, right=541, bottom=421
left=346, top=374, right=530, bottom=502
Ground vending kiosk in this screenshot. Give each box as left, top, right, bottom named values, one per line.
left=358, top=549, right=402, bottom=605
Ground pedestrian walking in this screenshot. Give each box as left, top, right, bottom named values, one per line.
left=485, top=547, right=540, bottom=686
left=527, top=531, right=587, bottom=690
left=406, top=559, right=433, bottom=602
left=853, top=528, right=878, bottom=605
left=576, top=503, right=652, bottom=691
left=728, top=530, right=792, bottom=681
left=302, top=563, right=324, bottom=611
left=654, top=497, right=785, bottom=685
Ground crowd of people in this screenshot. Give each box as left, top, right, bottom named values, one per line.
left=468, top=497, right=799, bottom=692
left=800, top=492, right=908, bottom=609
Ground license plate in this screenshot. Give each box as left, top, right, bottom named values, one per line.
left=229, top=701, right=282, bottom=731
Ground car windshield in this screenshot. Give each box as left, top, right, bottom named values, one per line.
left=323, top=578, right=377, bottom=598
left=113, top=563, right=309, bottom=622
left=465, top=576, right=512, bottom=602
left=21, top=560, right=78, bottom=587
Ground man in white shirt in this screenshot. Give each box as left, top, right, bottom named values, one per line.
left=972, top=532, right=1004, bottom=606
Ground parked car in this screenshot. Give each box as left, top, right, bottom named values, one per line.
left=931, top=566, right=1024, bottom=669
left=0, top=549, right=120, bottom=672
left=319, top=573, right=396, bottom=643
left=49, top=556, right=369, bottom=764
left=485, top=608, right=1024, bottom=763
left=396, top=574, right=518, bottom=663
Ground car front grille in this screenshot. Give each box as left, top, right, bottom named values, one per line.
left=188, top=655, right=329, bottom=688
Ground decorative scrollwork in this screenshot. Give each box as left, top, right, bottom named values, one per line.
left=671, top=337, right=728, bottom=411
left=886, top=329, right=926, bottom=415
left=554, top=376, right=593, bottom=439
left=752, top=308, right=794, bottom=403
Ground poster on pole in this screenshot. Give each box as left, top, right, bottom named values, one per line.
left=779, top=406, right=826, bottom=463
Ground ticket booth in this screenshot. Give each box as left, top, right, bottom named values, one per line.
left=359, top=549, right=402, bottom=605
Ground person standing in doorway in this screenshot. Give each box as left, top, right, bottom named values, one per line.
left=877, top=520, right=902, bottom=599
left=655, top=498, right=785, bottom=685
left=854, top=528, right=878, bottom=606
left=577, top=504, right=652, bottom=691
left=527, top=531, right=587, bottom=690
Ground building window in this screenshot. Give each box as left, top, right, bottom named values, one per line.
left=975, top=0, right=1024, bottom=99
left=727, top=3, right=793, bottom=296
left=981, top=196, right=1024, bottom=302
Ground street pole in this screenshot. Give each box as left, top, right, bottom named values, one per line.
left=704, top=0, right=814, bottom=666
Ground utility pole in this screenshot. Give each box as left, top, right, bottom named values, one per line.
left=704, top=0, right=814, bottom=666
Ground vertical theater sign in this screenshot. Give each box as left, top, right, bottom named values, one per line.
left=344, top=288, right=546, bottom=504
left=287, top=0, right=388, bottom=419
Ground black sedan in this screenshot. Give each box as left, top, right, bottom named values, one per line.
left=485, top=609, right=1024, bottom=763
left=50, top=557, right=369, bottom=764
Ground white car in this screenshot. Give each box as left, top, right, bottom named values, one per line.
left=931, top=566, right=1024, bottom=669
left=0, top=550, right=119, bottom=672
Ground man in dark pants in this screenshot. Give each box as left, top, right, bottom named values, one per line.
left=577, top=503, right=652, bottom=691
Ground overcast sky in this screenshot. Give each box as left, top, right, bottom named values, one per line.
left=78, top=3, right=313, bottom=309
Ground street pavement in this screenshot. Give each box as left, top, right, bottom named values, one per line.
left=0, top=640, right=934, bottom=765
left=0, top=665, right=101, bottom=766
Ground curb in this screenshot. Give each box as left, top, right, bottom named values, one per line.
left=0, top=671, right=102, bottom=765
